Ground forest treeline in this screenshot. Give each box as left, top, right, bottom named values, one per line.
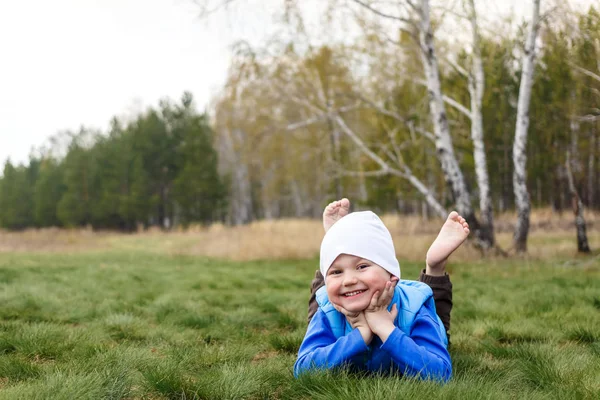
left=0, top=5, right=599, bottom=243
left=0, top=93, right=226, bottom=230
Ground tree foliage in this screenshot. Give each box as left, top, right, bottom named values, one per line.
left=1, top=5, right=599, bottom=240
left=0, top=93, right=225, bottom=230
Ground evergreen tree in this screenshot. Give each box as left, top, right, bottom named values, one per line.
left=0, top=160, right=35, bottom=229
left=173, top=110, right=226, bottom=225
left=34, top=158, right=66, bottom=227
left=57, top=131, right=97, bottom=227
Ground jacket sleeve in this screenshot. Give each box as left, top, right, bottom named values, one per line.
left=294, top=309, right=368, bottom=377
left=380, top=307, right=452, bottom=382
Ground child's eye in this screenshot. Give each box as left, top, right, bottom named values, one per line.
left=357, top=264, right=369, bottom=270
left=329, top=270, right=341, bottom=275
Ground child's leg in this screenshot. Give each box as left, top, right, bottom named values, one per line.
left=419, top=270, right=452, bottom=341
left=307, top=270, right=325, bottom=322
left=322, top=198, right=351, bottom=232
left=426, top=211, right=470, bottom=276
left=421, top=211, right=470, bottom=341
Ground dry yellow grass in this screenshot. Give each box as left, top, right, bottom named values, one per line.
left=1, top=208, right=598, bottom=262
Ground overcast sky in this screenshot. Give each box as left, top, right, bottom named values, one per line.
left=0, top=0, right=257, bottom=167
left=0, top=0, right=594, bottom=167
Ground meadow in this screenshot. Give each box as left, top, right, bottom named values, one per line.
left=0, top=212, right=599, bottom=399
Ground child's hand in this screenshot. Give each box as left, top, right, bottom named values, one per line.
left=333, top=304, right=373, bottom=345
left=364, top=279, right=399, bottom=343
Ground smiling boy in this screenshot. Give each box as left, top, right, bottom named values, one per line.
left=294, top=200, right=469, bottom=381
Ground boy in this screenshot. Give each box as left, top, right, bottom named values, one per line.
left=294, top=199, right=469, bottom=381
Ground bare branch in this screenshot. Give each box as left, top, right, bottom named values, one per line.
left=334, top=115, right=446, bottom=218
left=341, top=168, right=397, bottom=177
left=442, top=95, right=472, bottom=120
left=575, top=114, right=600, bottom=123
left=538, top=6, right=559, bottom=25
left=383, top=125, right=403, bottom=164
left=407, top=121, right=436, bottom=142
left=285, top=114, right=328, bottom=131
left=195, top=0, right=238, bottom=18
left=405, top=0, right=420, bottom=13
left=346, top=91, right=436, bottom=141
left=285, top=103, right=360, bottom=131
left=333, top=113, right=394, bottom=173
left=377, top=143, right=400, bottom=165
left=445, top=57, right=470, bottom=79
left=413, top=78, right=471, bottom=119
left=570, top=62, right=600, bottom=83
left=350, top=0, right=413, bottom=23
left=270, top=81, right=324, bottom=114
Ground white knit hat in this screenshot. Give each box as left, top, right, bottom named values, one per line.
left=319, top=211, right=400, bottom=280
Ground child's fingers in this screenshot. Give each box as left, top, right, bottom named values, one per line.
left=370, top=290, right=381, bottom=308
left=379, top=281, right=395, bottom=306
left=377, top=285, right=391, bottom=306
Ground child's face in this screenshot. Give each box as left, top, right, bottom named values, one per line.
left=325, top=253, right=392, bottom=313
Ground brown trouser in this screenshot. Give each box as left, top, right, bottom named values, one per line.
left=308, top=269, right=453, bottom=341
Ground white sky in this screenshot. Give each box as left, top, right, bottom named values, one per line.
left=0, top=0, right=244, bottom=167
left=0, top=0, right=595, bottom=167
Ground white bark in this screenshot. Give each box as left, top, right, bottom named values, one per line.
left=351, top=0, right=489, bottom=243
left=417, top=0, right=475, bottom=222
left=566, top=149, right=591, bottom=253
left=222, top=128, right=253, bottom=225
left=588, top=130, right=595, bottom=207
left=333, top=114, right=447, bottom=217
left=467, top=0, right=494, bottom=248
left=512, top=0, right=541, bottom=253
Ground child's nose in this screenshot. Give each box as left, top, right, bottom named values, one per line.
left=342, top=273, right=358, bottom=286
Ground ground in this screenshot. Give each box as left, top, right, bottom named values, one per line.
left=0, top=237, right=599, bottom=399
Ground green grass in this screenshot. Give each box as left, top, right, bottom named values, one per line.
left=0, top=251, right=599, bottom=399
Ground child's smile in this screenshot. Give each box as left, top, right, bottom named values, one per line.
left=325, top=254, right=392, bottom=312
left=342, top=290, right=366, bottom=297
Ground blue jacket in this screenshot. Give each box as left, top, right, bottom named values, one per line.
left=294, top=281, right=452, bottom=381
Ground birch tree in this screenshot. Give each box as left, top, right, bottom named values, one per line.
left=566, top=130, right=591, bottom=253
left=342, top=0, right=495, bottom=248
left=512, top=0, right=542, bottom=253
left=197, top=0, right=492, bottom=247
left=465, top=0, right=494, bottom=248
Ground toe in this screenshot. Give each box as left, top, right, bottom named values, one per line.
left=448, top=211, right=459, bottom=220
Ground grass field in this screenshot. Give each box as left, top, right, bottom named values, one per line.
left=1, top=217, right=599, bottom=399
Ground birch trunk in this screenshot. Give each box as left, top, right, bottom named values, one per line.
left=512, top=0, right=541, bottom=253
left=222, top=128, right=253, bottom=225
left=566, top=150, right=591, bottom=253
left=328, top=116, right=343, bottom=199
left=588, top=128, right=595, bottom=207
left=333, top=114, right=447, bottom=217
left=418, top=0, right=486, bottom=244
left=467, top=0, right=494, bottom=249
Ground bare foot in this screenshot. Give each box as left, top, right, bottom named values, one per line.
left=426, top=211, right=470, bottom=276
left=323, top=198, right=351, bottom=232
